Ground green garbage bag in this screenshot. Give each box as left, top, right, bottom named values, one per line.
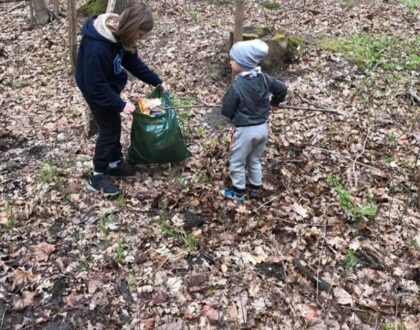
left=127, top=88, right=191, bottom=165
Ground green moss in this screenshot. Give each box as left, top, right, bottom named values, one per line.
left=253, top=27, right=271, bottom=38
left=271, top=33, right=287, bottom=41
left=288, top=35, right=304, bottom=48
left=242, top=33, right=259, bottom=40
left=78, top=0, right=108, bottom=17
left=400, top=0, right=419, bottom=11
left=261, top=1, right=281, bottom=10
left=340, top=0, right=358, bottom=9
left=319, top=33, right=420, bottom=71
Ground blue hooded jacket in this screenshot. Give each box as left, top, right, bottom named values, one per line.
left=75, top=16, right=162, bottom=113
left=222, top=72, right=287, bottom=127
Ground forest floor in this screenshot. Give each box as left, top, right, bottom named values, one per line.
left=0, top=0, right=419, bottom=329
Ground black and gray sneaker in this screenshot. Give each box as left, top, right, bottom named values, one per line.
left=107, top=161, right=136, bottom=177
left=247, top=184, right=262, bottom=199
left=87, top=173, right=119, bottom=197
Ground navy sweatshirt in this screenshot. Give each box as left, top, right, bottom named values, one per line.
left=221, top=73, right=287, bottom=127
left=75, top=16, right=162, bottom=113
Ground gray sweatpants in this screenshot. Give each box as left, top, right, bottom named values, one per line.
left=229, top=123, right=268, bottom=190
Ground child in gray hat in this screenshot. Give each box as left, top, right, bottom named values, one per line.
left=220, top=39, right=288, bottom=201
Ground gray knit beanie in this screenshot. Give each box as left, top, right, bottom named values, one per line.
left=229, top=39, right=269, bottom=70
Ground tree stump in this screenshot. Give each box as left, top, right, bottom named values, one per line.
left=31, top=0, right=52, bottom=26
left=229, top=26, right=303, bottom=72
left=77, top=0, right=108, bottom=16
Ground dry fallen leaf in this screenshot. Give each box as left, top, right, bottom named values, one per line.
left=13, top=291, right=38, bottom=310
left=292, top=203, right=309, bottom=218
left=304, top=303, right=320, bottom=326
left=63, top=291, right=83, bottom=308
left=11, top=269, right=40, bottom=290
left=140, top=317, right=155, bottom=330
left=33, top=242, right=55, bottom=262
left=88, top=277, right=104, bottom=294
left=334, top=287, right=353, bottom=305
left=0, top=210, right=8, bottom=225
left=201, top=305, right=220, bottom=324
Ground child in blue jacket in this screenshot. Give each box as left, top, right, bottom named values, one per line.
left=220, top=39, right=288, bottom=201
left=76, top=1, right=167, bottom=196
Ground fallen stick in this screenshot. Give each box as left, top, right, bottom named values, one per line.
left=408, top=91, right=420, bottom=105
left=275, top=105, right=346, bottom=116
left=165, top=97, right=345, bottom=116
left=292, top=258, right=332, bottom=292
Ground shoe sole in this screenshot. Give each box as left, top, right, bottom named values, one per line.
left=86, top=183, right=120, bottom=197
left=107, top=173, right=136, bottom=178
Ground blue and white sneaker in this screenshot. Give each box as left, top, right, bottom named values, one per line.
left=220, top=188, right=245, bottom=202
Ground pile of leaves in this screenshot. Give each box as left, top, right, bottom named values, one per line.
left=0, top=0, right=419, bottom=329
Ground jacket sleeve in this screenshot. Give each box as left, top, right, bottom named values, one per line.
left=122, top=51, right=163, bottom=86
left=83, top=51, right=126, bottom=112
left=265, top=74, right=288, bottom=106
left=221, top=85, right=240, bottom=119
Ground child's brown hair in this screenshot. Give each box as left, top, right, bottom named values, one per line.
left=114, top=1, right=154, bottom=51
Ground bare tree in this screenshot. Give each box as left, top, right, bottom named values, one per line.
left=233, top=0, right=245, bottom=44
left=68, top=0, right=77, bottom=71
left=53, top=0, right=60, bottom=17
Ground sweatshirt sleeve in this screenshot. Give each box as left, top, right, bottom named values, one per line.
left=83, top=51, right=126, bottom=112
left=122, top=51, right=163, bottom=86
left=221, top=85, right=240, bottom=119
left=265, top=74, right=288, bottom=106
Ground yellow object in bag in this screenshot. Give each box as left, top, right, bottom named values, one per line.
left=137, top=98, right=162, bottom=114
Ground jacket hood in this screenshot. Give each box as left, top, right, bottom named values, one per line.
left=81, top=16, right=117, bottom=43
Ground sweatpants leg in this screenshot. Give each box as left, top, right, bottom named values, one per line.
left=246, top=127, right=268, bottom=186
left=91, top=109, right=122, bottom=173
left=229, top=124, right=268, bottom=190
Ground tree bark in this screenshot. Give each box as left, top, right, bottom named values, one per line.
left=106, top=0, right=117, bottom=13
left=32, top=0, right=50, bottom=25
left=233, top=0, right=245, bottom=44
left=67, top=0, right=77, bottom=72
left=53, top=0, right=59, bottom=17
left=416, top=168, right=420, bottom=209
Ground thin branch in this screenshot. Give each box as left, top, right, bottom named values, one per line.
left=292, top=258, right=332, bottom=292
left=352, top=126, right=371, bottom=188
left=399, top=145, right=420, bottom=222
left=254, top=194, right=281, bottom=211
left=274, top=104, right=346, bottom=116
left=281, top=261, right=297, bottom=319
left=316, top=223, right=328, bottom=304
left=7, top=1, right=26, bottom=13
left=122, top=123, right=130, bottom=134
left=307, top=146, right=406, bottom=181
left=194, top=98, right=220, bottom=107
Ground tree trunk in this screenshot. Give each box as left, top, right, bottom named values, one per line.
left=53, top=0, right=59, bottom=17
left=233, top=0, right=245, bottom=44
left=84, top=105, right=99, bottom=137
left=32, top=0, right=50, bottom=25
left=416, top=168, right=420, bottom=209
left=106, top=0, right=116, bottom=12
left=67, top=0, right=77, bottom=72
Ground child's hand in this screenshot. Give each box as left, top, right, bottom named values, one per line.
left=123, top=102, right=135, bottom=114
